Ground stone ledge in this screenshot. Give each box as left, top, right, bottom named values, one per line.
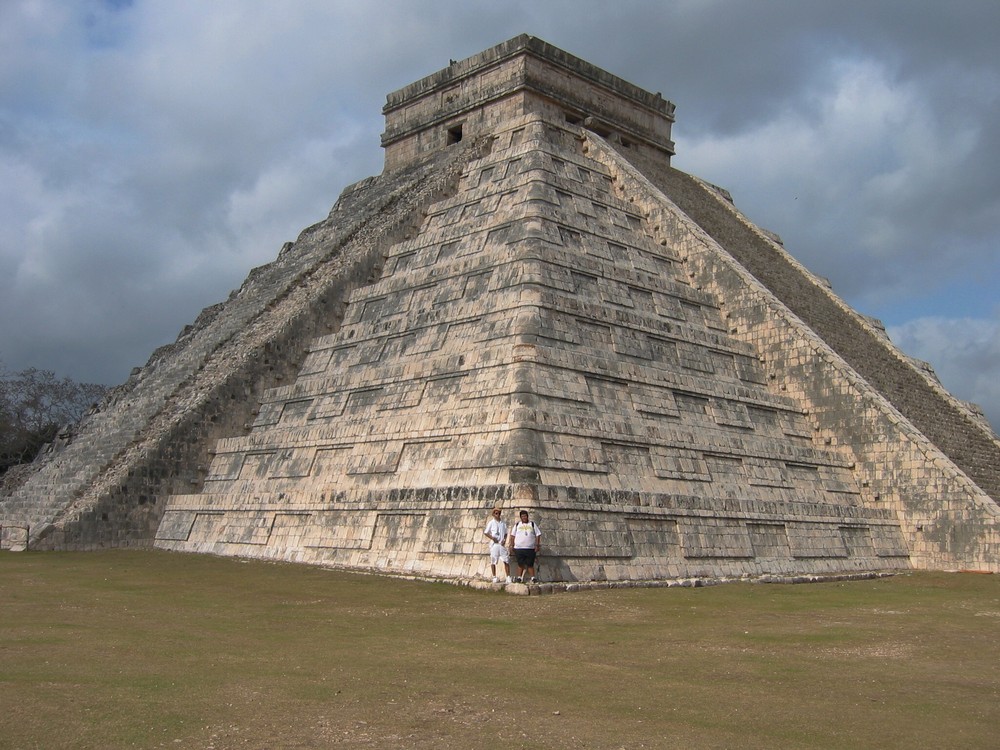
left=320, top=565, right=900, bottom=595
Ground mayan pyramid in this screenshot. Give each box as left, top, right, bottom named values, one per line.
left=3, top=35, right=999, bottom=583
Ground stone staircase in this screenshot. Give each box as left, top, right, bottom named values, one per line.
left=631, top=157, right=1000, bottom=504
left=0, top=138, right=491, bottom=549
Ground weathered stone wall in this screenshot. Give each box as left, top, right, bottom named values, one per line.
left=5, top=33, right=997, bottom=580
left=595, top=137, right=1000, bottom=571
left=155, top=115, right=911, bottom=582
left=633, top=160, right=1000, bottom=501
left=0, top=137, right=492, bottom=550
left=382, top=34, right=673, bottom=171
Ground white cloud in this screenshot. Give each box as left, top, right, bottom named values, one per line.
left=679, top=52, right=997, bottom=313
left=225, top=125, right=376, bottom=257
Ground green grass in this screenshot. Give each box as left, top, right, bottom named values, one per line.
left=2, top=550, right=999, bottom=749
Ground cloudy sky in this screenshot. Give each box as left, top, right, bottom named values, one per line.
left=3, top=0, right=999, bottom=429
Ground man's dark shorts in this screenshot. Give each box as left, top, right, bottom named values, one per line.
left=514, top=548, right=537, bottom=568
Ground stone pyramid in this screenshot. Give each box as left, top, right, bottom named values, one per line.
left=3, top=36, right=999, bottom=582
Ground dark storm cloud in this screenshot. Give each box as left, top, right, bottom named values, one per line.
left=2, top=0, right=999, bottom=428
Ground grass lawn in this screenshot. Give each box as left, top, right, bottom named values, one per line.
left=1, top=549, right=998, bottom=749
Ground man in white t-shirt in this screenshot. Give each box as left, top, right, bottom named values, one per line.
left=508, top=509, right=541, bottom=583
left=483, top=507, right=511, bottom=583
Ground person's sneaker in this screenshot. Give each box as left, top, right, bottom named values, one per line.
left=529, top=577, right=538, bottom=583
left=505, top=576, right=512, bottom=584
left=492, top=576, right=498, bottom=583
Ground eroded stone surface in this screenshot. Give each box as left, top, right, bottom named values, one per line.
left=3, top=35, right=998, bottom=579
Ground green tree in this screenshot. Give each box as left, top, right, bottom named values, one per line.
left=0, top=361, right=108, bottom=475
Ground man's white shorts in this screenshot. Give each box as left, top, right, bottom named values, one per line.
left=490, top=542, right=509, bottom=564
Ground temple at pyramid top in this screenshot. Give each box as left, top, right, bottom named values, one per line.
left=3, top=35, right=999, bottom=587
left=381, top=34, right=675, bottom=170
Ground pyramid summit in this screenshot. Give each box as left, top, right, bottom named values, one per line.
left=3, top=35, right=999, bottom=582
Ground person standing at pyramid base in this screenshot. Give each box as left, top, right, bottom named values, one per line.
left=483, top=507, right=511, bottom=583
left=509, top=510, right=541, bottom=583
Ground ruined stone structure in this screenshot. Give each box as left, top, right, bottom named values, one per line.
left=3, top=35, right=999, bottom=583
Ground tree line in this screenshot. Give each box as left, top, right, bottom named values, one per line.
left=0, top=360, right=108, bottom=475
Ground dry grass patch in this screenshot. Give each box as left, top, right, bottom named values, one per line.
left=2, top=550, right=999, bottom=749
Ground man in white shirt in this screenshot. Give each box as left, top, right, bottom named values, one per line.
left=508, top=509, right=541, bottom=583
left=483, top=507, right=511, bottom=583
